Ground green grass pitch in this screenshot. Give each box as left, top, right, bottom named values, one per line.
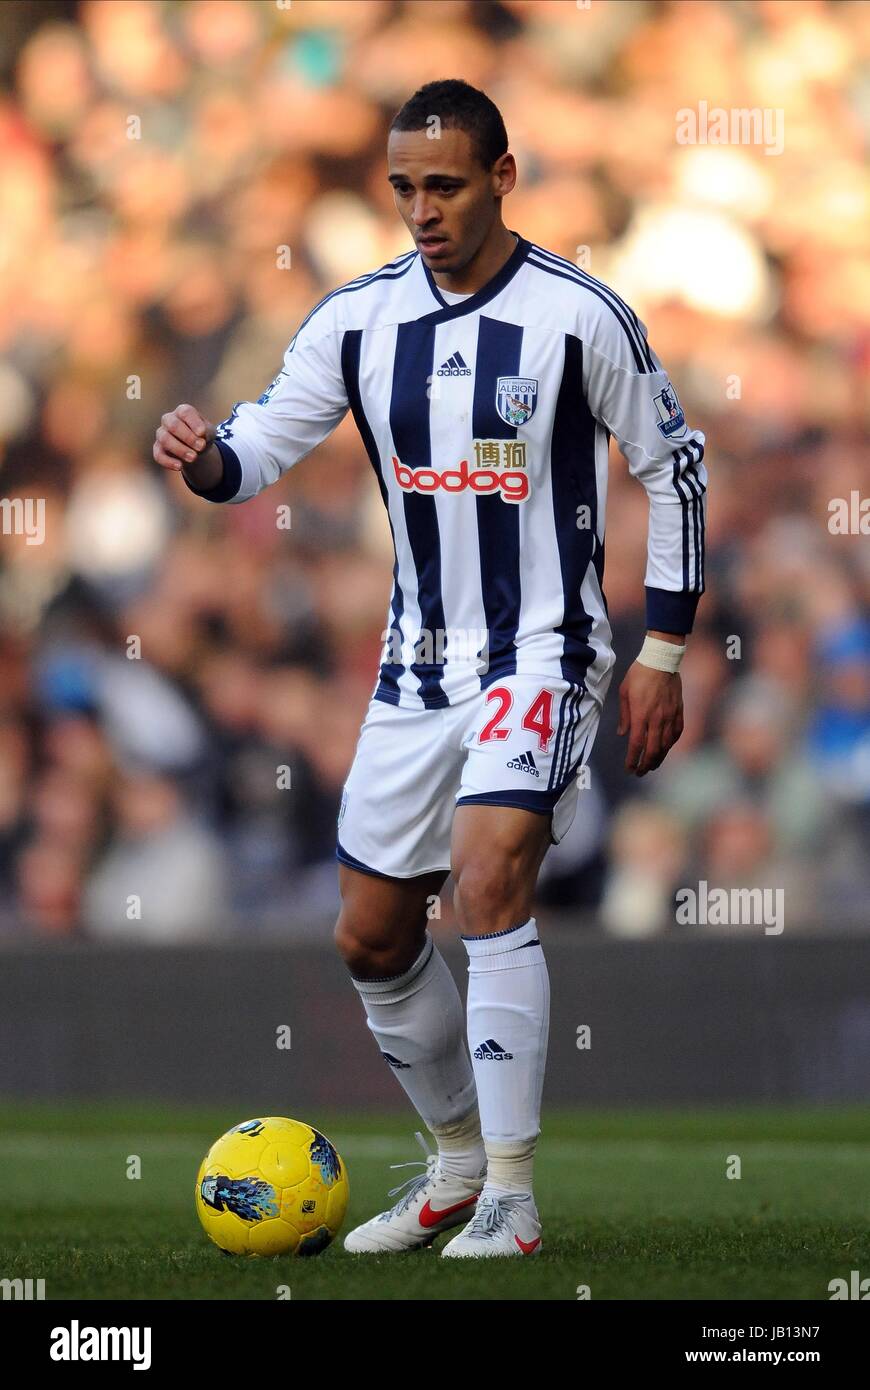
left=1, top=1102, right=868, bottom=1300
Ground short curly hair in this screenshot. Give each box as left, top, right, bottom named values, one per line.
left=390, top=79, right=509, bottom=170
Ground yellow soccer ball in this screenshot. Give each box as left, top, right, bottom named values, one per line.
left=195, top=1117, right=349, bottom=1257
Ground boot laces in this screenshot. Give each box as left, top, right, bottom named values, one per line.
left=378, top=1131, right=437, bottom=1220
left=463, top=1192, right=531, bottom=1240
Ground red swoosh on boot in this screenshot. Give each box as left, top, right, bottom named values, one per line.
left=515, top=1235, right=541, bottom=1254
left=418, top=1193, right=479, bottom=1228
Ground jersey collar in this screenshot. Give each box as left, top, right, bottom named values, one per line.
left=419, top=230, right=531, bottom=322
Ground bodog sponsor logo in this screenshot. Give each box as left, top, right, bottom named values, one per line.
left=392, top=456, right=529, bottom=504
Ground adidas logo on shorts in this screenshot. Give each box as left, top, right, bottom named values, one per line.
left=473, top=1038, right=514, bottom=1061
left=506, top=750, right=540, bottom=778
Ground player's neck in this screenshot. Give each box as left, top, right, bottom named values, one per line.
left=431, top=224, right=519, bottom=296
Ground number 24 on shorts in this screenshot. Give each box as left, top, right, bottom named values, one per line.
left=478, top=687, right=557, bottom=751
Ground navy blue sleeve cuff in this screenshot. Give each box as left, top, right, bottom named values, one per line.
left=182, top=439, right=243, bottom=503
left=644, top=586, right=700, bottom=636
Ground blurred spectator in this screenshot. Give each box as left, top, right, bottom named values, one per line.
left=695, top=801, right=819, bottom=933
left=807, top=617, right=870, bottom=805
left=653, top=674, right=834, bottom=855
left=600, top=802, right=688, bottom=938
left=82, top=770, right=229, bottom=943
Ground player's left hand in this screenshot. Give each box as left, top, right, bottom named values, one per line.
left=617, top=664, right=684, bottom=777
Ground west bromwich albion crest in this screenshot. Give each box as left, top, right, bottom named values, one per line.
left=496, top=377, right=537, bottom=427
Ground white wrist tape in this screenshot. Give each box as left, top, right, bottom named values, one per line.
left=637, top=635, right=686, bottom=674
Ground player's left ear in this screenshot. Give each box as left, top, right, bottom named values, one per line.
left=491, top=152, right=516, bottom=197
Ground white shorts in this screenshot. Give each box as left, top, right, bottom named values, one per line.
left=337, top=674, right=604, bottom=880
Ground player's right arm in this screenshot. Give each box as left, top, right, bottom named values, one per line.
left=153, top=307, right=349, bottom=503
left=153, top=403, right=222, bottom=487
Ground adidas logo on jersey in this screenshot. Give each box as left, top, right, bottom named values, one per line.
left=381, top=1052, right=410, bottom=1069
left=473, top=1038, right=514, bottom=1061
left=436, top=351, right=472, bottom=377
left=507, top=750, right=540, bottom=778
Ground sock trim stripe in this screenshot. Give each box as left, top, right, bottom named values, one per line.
left=460, top=921, right=532, bottom=942
left=462, top=919, right=539, bottom=959
left=350, top=934, right=434, bottom=991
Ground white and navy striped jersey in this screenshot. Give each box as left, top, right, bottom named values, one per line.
left=187, top=233, right=707, bottom=709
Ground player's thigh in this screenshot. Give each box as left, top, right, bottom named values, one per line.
left=336, top=862, right=449, bottom=977
left=450, top=802, right=551, bottom=934
left=451, top=673, right=600, bottom=930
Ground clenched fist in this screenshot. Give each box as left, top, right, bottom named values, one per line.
left=153, top=403, right=222, bottom=490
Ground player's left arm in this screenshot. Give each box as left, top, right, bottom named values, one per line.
left=582, top=306, right=707, bottom=777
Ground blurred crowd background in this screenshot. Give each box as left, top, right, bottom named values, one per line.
left=0, top=0, right=867, bottom=943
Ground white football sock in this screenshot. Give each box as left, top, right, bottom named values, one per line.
left=427, top=1107, right=486, bottom=1182
left=482, top=1139, right=537, bottom=1197
left=351, top=933, right=483, bottom=1174
left=463, top=919, right=549, bottom=1196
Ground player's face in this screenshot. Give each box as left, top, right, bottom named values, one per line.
left=387, top=127, right=512, bottom=275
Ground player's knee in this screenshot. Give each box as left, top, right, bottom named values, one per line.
left=334, top=907, right=379, bottom=971
left=333, top=907, right=420, bottom=979
left=453, top=854, right=526, bottom=934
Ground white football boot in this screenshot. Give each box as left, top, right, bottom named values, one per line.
left=343, top=1133, right=485, bottom=1254
left=440, top=1191, right=542, bottom=1258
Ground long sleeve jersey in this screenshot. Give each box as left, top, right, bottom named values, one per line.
left=186, top=232, right=707, bottom=709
